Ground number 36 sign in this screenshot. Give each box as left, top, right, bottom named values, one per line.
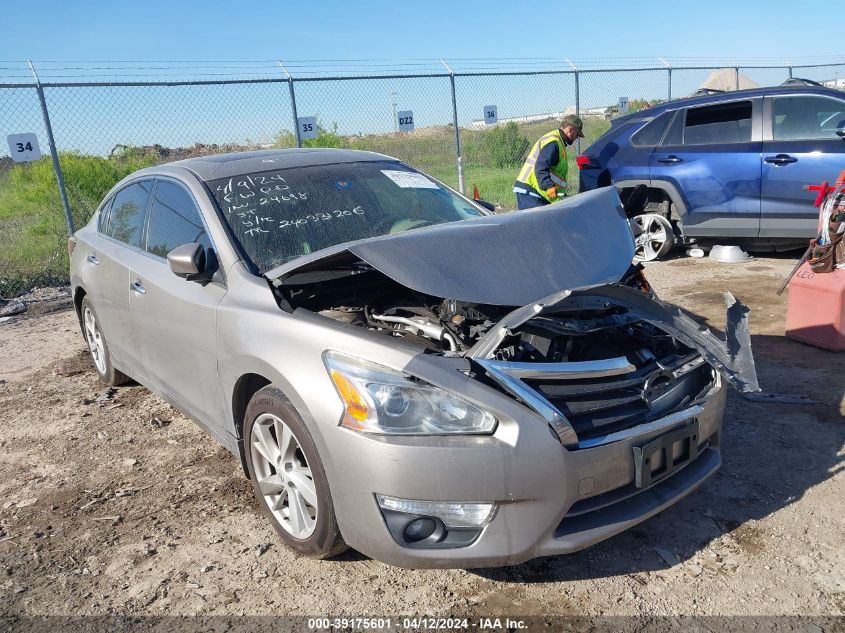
left=7, top=133, right=42, bottom=162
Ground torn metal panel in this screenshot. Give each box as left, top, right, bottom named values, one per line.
left=267, top=187, right=635, bottom=306
left=469, top=284, right=760, bottom=394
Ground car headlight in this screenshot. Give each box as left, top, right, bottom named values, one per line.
left=323, top=351, right=497, bottom=435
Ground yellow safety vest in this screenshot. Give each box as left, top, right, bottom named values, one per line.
left=517, top=129, right=568, bottom=203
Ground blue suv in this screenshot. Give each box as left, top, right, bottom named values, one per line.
left=578, top=85, right=845, bottom=260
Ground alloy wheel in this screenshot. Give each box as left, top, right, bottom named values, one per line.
left=632, top=213, right=674, bottom=262
left=83, top=306, right=107, bottom=375
left=250, top=413, right=318, bottom=539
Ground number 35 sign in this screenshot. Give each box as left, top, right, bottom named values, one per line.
left=7, top=133, right=42, bottom=162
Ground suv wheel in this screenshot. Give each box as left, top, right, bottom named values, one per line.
left=632, top=213, right=674, bottom=262
left=244, top=386, right=348, bottom=558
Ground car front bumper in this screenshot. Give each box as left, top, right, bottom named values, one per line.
left=322, top=374, right=726, bottom=569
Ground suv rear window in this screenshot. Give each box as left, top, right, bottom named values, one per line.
left=683, top=101, right=752, bottom=145
left=630, top=111, right=675, bottom=147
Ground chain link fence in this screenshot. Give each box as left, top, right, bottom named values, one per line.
left=2, top=59, right=844, bottom=298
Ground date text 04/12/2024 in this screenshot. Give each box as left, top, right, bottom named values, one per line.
left=306, top=617, right=528, bottom=630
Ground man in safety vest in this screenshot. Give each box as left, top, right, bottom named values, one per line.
left=513, top=115, right=584, bottom=210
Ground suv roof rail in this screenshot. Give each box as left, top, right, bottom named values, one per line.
left=781, top=77, right=824, bottom=87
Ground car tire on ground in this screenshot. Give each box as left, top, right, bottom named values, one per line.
left=244, top=385, right=348, bottom=559
left=632, top=213, right=675, bottom=262
left=80, top=297, right=130, bottom=386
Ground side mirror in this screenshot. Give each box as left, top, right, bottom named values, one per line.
left=167, top=243, right=207, bottom=280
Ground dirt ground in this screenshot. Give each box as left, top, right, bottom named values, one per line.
left=0, top=255, right=843, bottom=626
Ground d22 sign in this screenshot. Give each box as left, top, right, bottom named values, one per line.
left=397, top=111, right=414, bottom=132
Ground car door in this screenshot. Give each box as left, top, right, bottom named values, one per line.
left=760, top=93, right=845, bottom=238
left=83, top=179, right=154, bottom=375
left=129, top=177, right=227, bottom=427
left=650, top=98, right=763, bottom=238
left=606, top=110, right=677, bottom=186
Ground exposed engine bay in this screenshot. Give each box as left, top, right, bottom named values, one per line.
left=277, top=263, right=666, bottom=361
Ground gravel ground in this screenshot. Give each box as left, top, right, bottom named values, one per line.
left=0, top=255, right=843, bottom=626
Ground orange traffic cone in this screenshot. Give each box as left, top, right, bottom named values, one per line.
left=472, top=185, right=480, bottom=200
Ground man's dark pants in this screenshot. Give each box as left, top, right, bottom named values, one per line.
left=515, top=192, right=549, bottom=210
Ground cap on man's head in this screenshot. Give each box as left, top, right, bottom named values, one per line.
left=561, top=115, right=585, bottom=137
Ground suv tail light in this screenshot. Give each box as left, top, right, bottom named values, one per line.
left=576, top=155, right=594, bottom=170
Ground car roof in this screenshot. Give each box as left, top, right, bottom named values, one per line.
left=618, top=85, right=845, bottom=124
left=145, top=148, right=398, bottom=182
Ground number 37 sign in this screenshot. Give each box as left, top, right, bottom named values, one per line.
left=7, top=133, right=42, bottom=162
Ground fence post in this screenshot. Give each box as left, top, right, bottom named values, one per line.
left=565, top=58, right=580, bottom=155
left=441, top=59, right=465, bottom=194
left=278, top=61, right=301, bottom=148
left=659, top=57, right=672, bottom=101
left=788, top=66, right=793, bottom=79
left=28, top=60, right=75, bottom=235
left=735, top=66, right=740, bottom=90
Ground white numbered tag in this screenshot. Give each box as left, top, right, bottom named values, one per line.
left=397, top=110, right=414, bottom=132
left=7, top=133, right=41, bottom=162
left=618, top=97, right=629, bottom=115
left=381, top=170, right=438, bottom=189
left=483, top=105, right=498, bottom=125
left=298, top=116, right=318, bottom=140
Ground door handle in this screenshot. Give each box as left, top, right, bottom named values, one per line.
left=764, top=154, right=798, bottom=165
left=130, top=281, right=146, bottom=295
left=86, top=254, right=99, bottom=265
left=656, top=155, right=683, bottom=164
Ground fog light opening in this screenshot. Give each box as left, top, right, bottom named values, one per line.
left=403, top=517, right=440, bottom=543
left=376, top=495, right=495, bottom=550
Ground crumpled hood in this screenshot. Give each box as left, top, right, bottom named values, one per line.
left=267, top=187, right=635, bottom=306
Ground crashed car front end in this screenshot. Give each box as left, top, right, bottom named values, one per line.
left=262, top=187, right=757, bottom=568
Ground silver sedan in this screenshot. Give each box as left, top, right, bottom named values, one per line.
left=69, top=149, right=758, bottom=568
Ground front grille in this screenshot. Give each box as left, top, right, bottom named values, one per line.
left=527, top=355, right=714, bottom=441
left=476, top=352, right=715, bottom=448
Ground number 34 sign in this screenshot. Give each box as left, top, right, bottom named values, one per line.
left=7, top=133, right=42, bottom=162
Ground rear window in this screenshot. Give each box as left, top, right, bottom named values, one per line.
left=97, top=196, right=113, bottom=234
left=630, top=111, right=675, bottom=147
left=208, top=161, right=487, bottom=273
left=145, top=180, right=210, bottom=258
left=683, top=101, right=752, bottom=145
left=106, top=180, right=153, bottom=248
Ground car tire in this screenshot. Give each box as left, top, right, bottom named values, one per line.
left=244, top=385, right=348, bottom=559
left=80, top=297, right=130, bottom=386
left=631, top=213, right=675, bottom=262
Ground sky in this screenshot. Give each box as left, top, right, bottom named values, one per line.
left=2, top=0, right=844, bottom=159
left=1, top=0, right=843, bottom=67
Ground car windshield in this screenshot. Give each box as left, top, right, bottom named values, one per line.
left=208, top=160, right=488, bottom=273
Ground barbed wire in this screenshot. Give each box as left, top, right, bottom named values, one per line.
left=0, top=55, right=843, bottom=82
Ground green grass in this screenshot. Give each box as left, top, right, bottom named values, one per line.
left=0, top=116, right=612, bottom=296
left=0, top=151, right=158, bottom=296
